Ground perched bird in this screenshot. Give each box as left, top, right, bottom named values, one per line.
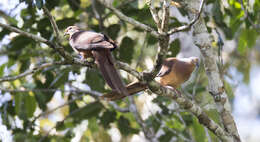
left=64, top=26, right=128, bottom=97
left=102, top=57, right=199, bottom=100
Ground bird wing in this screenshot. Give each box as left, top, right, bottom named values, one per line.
left=71, top=31, right=116, bottom=51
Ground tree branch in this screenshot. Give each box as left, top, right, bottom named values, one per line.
left=161, top=0, right=170, bottom=32
left=183, top=0, right=241, bottom=141
left=145, top=0, right=170, bottom=80
left=96, top=0, right=160, bottom=38
left=238, top=0, right=260, bottom=32
left=0, top=22, right=48, bottom=43
left=147, top=1, right=161, bottom=32
left=42, top=6, right=61, bottom=41
left=128, top=96, right=156, bottom=141
left=70, top=85, right=130, bottom=113
left=91, top=0, right=105, bottom=31
left=0, top=22, right=141, bottom=79
left=115, top=61, right=142, bottom=80
left=147, top=80, right=233, bottom=142
left=167, top=0, right=205, bottom=35
left=1, top=87, right=130, bottom=129
left=0, top=61, right=66, bottom=82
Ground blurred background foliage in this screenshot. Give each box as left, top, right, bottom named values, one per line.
left=0, top=0, right=260, bottom=142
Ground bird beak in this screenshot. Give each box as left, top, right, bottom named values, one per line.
left=64, top=32, right=68, bottom=36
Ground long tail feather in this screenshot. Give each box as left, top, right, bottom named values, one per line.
left=101, top=81, right=147, bottom=101
left=92, top=50, right=128, bottom=96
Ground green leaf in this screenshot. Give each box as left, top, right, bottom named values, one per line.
left=159, top=130, right=174, bottom=142
left=0, top=29, right=10, bottom=40
left=88, top=118, right=99, bottom=132
left=8, top=35, right=35, bottom=52
left=168, top=39, right=180, bottom=57
left=117, top=116, right=139, bottom=136
left=191, top=117, right=206, bottom=142
left=70, top=101, right=104, bottom=121
left=14, top=93, right=24, bottom=119
left=24, top=93, right=37, bottom=118
left=34, top=79, right=55, bottom=110
left=100, top=110, right=117, bottom=128
left=14, top=93, right=36, bottom=119
left=119, top=36, right=134, bottom=63
left=49, top=69, right=69, bottom=88
left=107, top=24, right=121, bottom=39
left=19, top=59, right=31, bottom=73
left=56, top=121, right=66, bottom=131
left=145, top=115, right=161, bottom=133
left=84, top=69, right=105, bottom=92
left=238, top=29, right=258, bottom=54
left=56, top=18, right=79, bottom=29
left=112, top=0, right=120, bottom=7
left=45, top=0, right=60, bottom=10
left=147, top=34, right=158, bottom=45
left=68, top=94, right=79, bottom=114
left=0, top=63, right=6, bottom=77
left=67, top=0, right=80, bottom=11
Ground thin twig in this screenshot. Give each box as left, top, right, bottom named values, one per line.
left=147, top=0, right=161, bottom=32
left=91, top=0, right=105, bottom=32
left=144, top=102, right=192, bottom=142
left=42, top=6, right=61, bottom=41
left=38, top=103, right=89, bottom=142
left=0, top=61, right=66, bottom=82
left=0, top=22, right=139, bottom=78
left=0, top=22, right=48, bottom=43
left=71, top=85, right=130, bottom=112
left=161, top=0, right=170, bottom=32
left=167, top=0, right=205, bottom=35
left=238, top=0, right=260, bottom=31
left=116, top=61, right=142, bottom=80
left=96, top=0, right=159, bottom=38
left=128, top=96, right=156, bottom=141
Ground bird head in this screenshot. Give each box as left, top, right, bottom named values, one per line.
left=190, top=57, right=200, bottom=68
left=64, top=26, right=80, bottom=37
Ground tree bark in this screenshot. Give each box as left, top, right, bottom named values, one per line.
left=183, top=0, right=241, bottom=141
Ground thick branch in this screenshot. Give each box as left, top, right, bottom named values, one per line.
left=0, top=61, right=65, bottom=82
left=147, top=80, right=233, bottom=142
left=96, top=0, right=159, bottom=38
left=145, top=0, right=170, bottom=80
left=167, top=0, right=205, bottom=35
left=183, top=0, right=241, bottom=141
left=116, top=61, right=142, bottom=80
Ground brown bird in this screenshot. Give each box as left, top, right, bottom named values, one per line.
left=102, top=57, right=199, bottom=100
left=64, top=26, right=128, bottom=96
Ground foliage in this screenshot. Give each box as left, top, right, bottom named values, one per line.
left=0, top=0, right=259, bottom=142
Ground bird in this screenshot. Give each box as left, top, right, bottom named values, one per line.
left=64, top=26, right=129, bottom=97
left=102, top=57, right=199, bottom=100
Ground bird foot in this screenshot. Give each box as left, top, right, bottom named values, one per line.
left=165, top=86, right=181, bottom=95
